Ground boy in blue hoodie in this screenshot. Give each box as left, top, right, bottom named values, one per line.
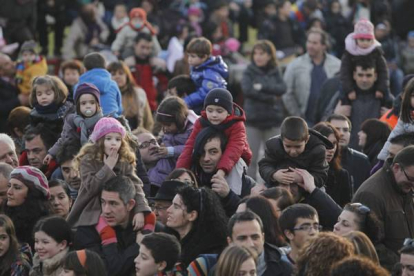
left=74, top=52, right=123, bottom=117
left=185, top=37, right=228, bottom=113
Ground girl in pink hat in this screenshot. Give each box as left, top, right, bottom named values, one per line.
left=67, top=117, right=154, bottom=233
left=340, top=19, right=390, bottom=105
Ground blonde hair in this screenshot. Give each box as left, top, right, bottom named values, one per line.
left=216, top=245, right=257, bottom=276
left=74, top=136, right=136, bottom=170
left=30, top=75, right=68, bottom=107
left=344, top=231, right=379, bottom=264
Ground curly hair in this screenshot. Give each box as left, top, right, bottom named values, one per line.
left=296, top=232, right=354, bottom=276
left=216, top=245, right=258, bottom=276
left=343, top=203, right=381, bottom=243
left=330, top=256, right=389, bottom=276
left=74, top=136, right=136, bottom=170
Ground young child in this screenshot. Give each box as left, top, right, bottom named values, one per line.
left=111, top=8, right=161, bottom=58
left=15, top=40, right=48, bottom=98
left=111, top=4, right=129, bottom=33
left=340, top=19, right=390, bottom=105
left=377, top=78, right=414, bottom=161
left=185, top=37, right=228, bottom=113
left=259, top=116, right=332, bottom=188
left=166, top=75, right=197, bottom=98
left=177, top=88, right=252, bottom=177
left=43, top=83, right=103, bottom=165
left=75, top=52, right=123, bottom=117
left=29, top=75, right=73, bottom=132
left=66, top=117, right=154, bottom=231
left=60, top=60, right=84, bottom=103
left=149, top=96, right=198, bottom=187
left=134, top=233, right=181, bottom=276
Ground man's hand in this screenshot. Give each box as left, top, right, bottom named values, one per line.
left=272, top=169, right=295, bottom=184
left=211, top=174, right=230, bottom=198
left=290, top=167, right=316, bottom=194
left=334, top=100, right=352, bottom=117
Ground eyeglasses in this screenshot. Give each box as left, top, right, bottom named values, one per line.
left=292, top=224, right=322, bottom=233
left=350, top=203, right=371, bottom=214
left=401, top=167, right=414, bottom=182
left=151, top=204, right=170, bottom=212
left=138, top=139, right=158, bottom=149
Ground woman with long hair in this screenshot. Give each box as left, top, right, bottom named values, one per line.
left=165, top=186, right=228, bottom=267
left=313, top=122, right=352, bottom=206
left=108, top=61, right=153, bottom=131
left=344, top=231, right=379, bottom=264
left=3, top=166, right=50, bottom=250
left=0, top=215, right=31, bottom=276
left=241, top=39, right=286, bottom=179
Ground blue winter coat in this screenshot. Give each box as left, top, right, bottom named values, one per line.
left=74, top=69, right=123, bottom=117
left=185, top=56, right=228, bottom=110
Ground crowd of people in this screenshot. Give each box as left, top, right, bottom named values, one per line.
left=0, top=0, right=414, bottom=275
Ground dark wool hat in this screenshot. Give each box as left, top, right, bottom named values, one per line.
left=204, top=88, right=233, bottom=114
left=148, top=180, right=187, bottom=201
left=20, top=40, right=37, bottom=54
left=74, top=83, right=101, bottom=105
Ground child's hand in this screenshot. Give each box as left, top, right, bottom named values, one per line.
left=272, top=169, right=294, bottom=184
left=348, top=91, right=356, bottom=101
left=157, top=146, right=168, bottom=157
left=214, top=169, right=226, bottom=178
left=104, top=148, right=119, bottom=170
left=43, top=154, right=53, bottom=165
left=375, top=91, right=384, bottom=99
left=132, top=212, right=145, bottom=231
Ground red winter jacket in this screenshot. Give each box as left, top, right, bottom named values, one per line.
left=133, top=61, right=157, bottom=111
left=176, top=103, right=252, bottom=174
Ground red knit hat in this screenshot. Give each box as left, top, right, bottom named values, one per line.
left=129, top=8, right=147, bottom=21
left=353, top=19, right=375, bottom=40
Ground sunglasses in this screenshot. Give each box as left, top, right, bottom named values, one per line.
left=350, top=203, right=371, bottom=214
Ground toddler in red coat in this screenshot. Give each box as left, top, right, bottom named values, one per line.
left=176, top=88, right=252, bottom=177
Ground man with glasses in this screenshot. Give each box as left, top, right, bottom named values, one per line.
left=353, top=146, right=414, bottom=269
left=399, top=239, right=414, bottom=276
left=279, top=204, right=320, bottom=265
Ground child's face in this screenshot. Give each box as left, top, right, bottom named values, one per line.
left=79, top=94, right=98, bottom=117
left=134, top=244, right=159, bottom=276
left=161, top=122, right=178, bottom=134
left=104, top=132, right=122, bottom=156
left=36, top=84, right=55, bottom=106
left=282, top=137, right=308, bottom=157
left=189, top=14, right=200, bottom=23
left=111, top=69, right=127, bottom=88
left=0, top=226, right=10, bottom=257
left=131, top=17, right=144, bottom=28
left=253, top=48, right=271, bottom=68
left=331, top=2, right=341, bottom=14
left=114, top=5, right=127, bottom=20
left=206, top=105, right=229, bottom=125
left=34, top=231, right=66, bottom=261
left=188, top=53, right=208, bottom=67
left=22, top=51, right=36, bottom=63
left=356, top=38, right=374, bottom=49
left=63, top=69, right=80, bottom=86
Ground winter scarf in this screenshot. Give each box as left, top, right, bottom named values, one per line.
left=73, top=110, right=103, bottom=145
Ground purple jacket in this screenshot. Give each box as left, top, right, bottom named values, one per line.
left=148, top=115, right=196, bottom=187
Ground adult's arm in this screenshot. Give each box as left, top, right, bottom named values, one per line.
left=282, top=61, right=301, bottom=116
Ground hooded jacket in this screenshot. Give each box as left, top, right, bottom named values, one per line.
left=259, top=129, right=332, bottom=187
left=176, top=103, right=252, bottom=174
left=185, top=56, right=228, bottom=110
left=75, top=69, right=123, bottom=117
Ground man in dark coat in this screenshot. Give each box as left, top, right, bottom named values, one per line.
left=74, top=175, right=141, bottom=276
left=353, top=146, right=414, bottom=271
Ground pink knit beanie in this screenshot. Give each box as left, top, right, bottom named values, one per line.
left=353, top=19, right=375, bottom=40
left=89, top=117, right=126, bottom=143
left=10, top=166, right=50, bottom=199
